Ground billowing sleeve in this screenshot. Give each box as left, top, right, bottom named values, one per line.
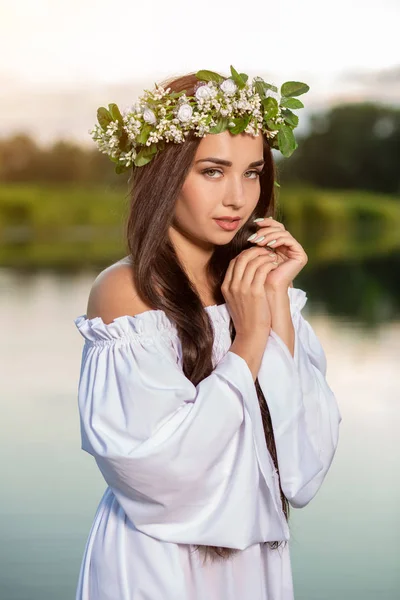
left=258, top=287, right=342, bottom=509
left=73, top=311, right=289, bottom=550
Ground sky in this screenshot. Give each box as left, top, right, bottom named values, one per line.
left=0, top=0, right=399, bottom=144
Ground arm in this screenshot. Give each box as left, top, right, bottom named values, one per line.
left=258, top=287, right=342, bottom=508
left=74, top=315, right=289, bottom=549
left=267, top=287, right=295, bottom=358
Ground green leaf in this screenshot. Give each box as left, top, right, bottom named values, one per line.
left=277, top=125, right=297, bottom=157
left=253, top=78, right=278, bottom=99
left=195, top=70, right=224, bottom=84
left=280, top=81, right=310, bottom=98
left=136, top=123, right=153, bottom=145
left=280, top=96, right=304, bottom=109
left=97, top=107, right=113, bottom=130
left=239, top=73, right=248, bottom=84
left=254, top=80, right=265, bottom=99
left=263, top=82, right=278, bottom=94
left=168, top=90, right=187, bottom=98
left=227, top=115, right=250, bottom=134
left=108, top=103, right=123, bottom=123
left=274, top=181, right=281, bottom=187
left=230, top=65, right=246, bottom=89
left=270, top=135, right=280, bottom=150
left=262, top=96, right=279, bottom=119
left=134, top=144, right=158, bottom=167
left=118, top=129, right=131, bottom=152
left=281, top=109, right=299, bottom=128
left=115, top=163, right=130, bottom=174
left=265, top=118, right=282, bottom=131
left=209, top=117, right=230, bottom=134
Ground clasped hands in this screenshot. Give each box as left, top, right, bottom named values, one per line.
left=248, top=216, right=308, bottom=294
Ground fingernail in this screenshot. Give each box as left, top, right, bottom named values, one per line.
left=253, top=217, right=265, bottom=223
left=253, top=235, right=266, bottom=243
left=247, top=233, right=258, bottom=241
left=266, top=239, right=277, bottom=246
left=268, top=216, right=273, bottom=219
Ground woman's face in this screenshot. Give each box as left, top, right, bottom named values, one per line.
left=171, top=130, right=264, bottom=248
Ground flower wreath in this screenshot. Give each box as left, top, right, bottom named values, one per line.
left=90, top=65, right=309, bottom=173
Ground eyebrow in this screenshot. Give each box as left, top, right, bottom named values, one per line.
left=195, top=157, right=265, bottom=168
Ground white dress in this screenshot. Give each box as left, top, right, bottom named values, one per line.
left=73, top=286, right=342, bottom=600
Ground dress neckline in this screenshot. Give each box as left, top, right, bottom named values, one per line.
left=122, top=302, right=227, bottom=318
left=76, top=302, right=229, bottom=327
left=74, top=288, right=306, bottom=342
left=74, top=302, right=231, bottom=341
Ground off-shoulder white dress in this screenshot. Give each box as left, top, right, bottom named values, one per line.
left=73, top=286, right=342, bottom=600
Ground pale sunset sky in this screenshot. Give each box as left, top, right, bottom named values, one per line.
left=0, top=0, right=399, bottom=144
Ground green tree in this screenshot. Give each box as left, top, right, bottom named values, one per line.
left=280, top=103, right=400, bottom=195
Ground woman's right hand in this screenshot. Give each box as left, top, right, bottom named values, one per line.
left=221, top=246, right=279, bottom=338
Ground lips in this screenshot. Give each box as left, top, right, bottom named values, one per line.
left=214, top=218, right=241, bottom=222
left=214, top=218, right=241, bottom=231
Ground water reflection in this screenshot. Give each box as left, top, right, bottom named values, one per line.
left=1, top=211, right=399, bottom=327
left=1, top=269, right=399, bottom=600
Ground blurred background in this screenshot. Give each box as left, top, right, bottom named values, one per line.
left=1, top=1, right=399, bottom=599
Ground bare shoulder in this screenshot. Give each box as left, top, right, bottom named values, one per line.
left=86, top=257, right=152, bottom=323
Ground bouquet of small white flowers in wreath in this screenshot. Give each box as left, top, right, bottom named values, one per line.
left=90, top=65, right=310, bottom=173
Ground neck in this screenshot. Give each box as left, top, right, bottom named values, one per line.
left=168, top=225, right=214, bottom=286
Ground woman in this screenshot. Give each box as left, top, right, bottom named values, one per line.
left=74, top=68, right=342, bottom=599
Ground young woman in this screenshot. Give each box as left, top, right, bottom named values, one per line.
left=74, top=68, right=342, bottom=599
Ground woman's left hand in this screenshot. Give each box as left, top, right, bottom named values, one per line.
left=249, top=217, right=308, bottom=291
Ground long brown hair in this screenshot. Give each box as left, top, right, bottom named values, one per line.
left=125, top=71, right=290, bottom=564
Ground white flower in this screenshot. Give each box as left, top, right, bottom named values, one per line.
left=220, top=79, right=237, bottom=96
left=132, top=102, right=143, bottom=114
left=106, top=121, right=120, bottom=134
left=143, top=108, right=157, bottom=124
left=195, top=84, right=212, bottom=101
left=177, top=103, right=193, bottom=123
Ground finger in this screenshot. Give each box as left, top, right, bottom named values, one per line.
left=241, top=253, right=278, bottom=288
left=247, top=228, right=284, bottom=246
left=252, top=259, right=279, bottom=291
left=263, top=234, right=297, bottom=249
left=249, top=231, right=294, bottom=248
left=253, top=226, right=286, bottom=236
left=268, top=250, right=282, bottom=263
left=253, top=217, right=285, bottom=231
left=224, top=257, right=235, bottom=286
left=229, top=247, right=270, bottom=286
left=275, top=254, right=286, bottom=265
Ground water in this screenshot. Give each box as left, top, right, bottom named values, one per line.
left=1, top=269, right=399, bottom=600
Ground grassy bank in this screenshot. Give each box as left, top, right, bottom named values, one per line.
left=0, top=183, right=399, bottom=269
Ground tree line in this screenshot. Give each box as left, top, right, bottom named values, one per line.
left=0, top=102, right=399, bottom=195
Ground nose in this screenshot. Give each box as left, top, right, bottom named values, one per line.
left=222, top=174, right=247, bottom=209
